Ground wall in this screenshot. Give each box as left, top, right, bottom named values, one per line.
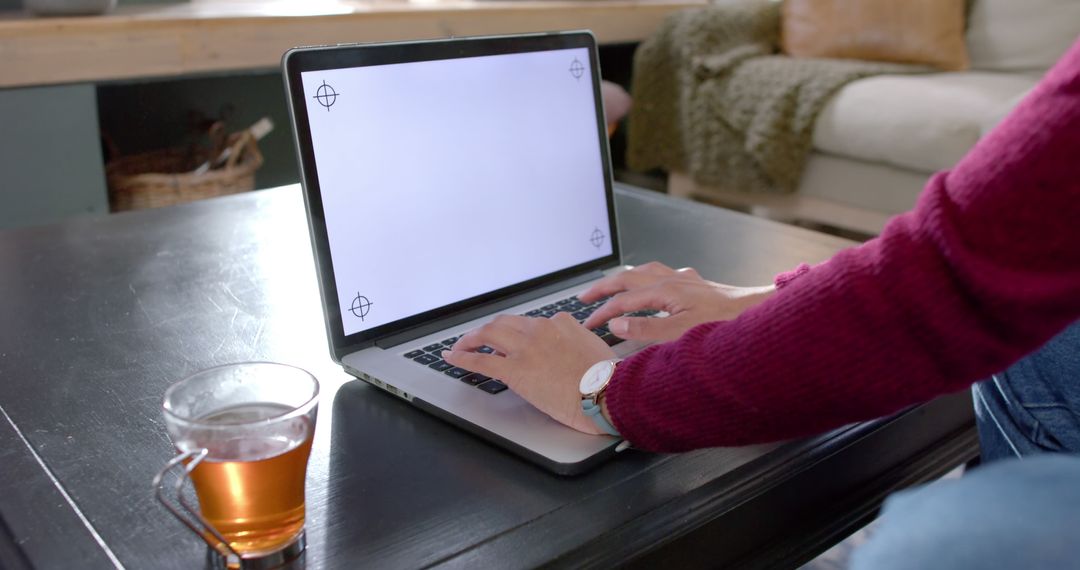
left=0, top=85, right=108, bottom=229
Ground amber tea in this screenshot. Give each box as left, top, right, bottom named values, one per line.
left=186, top=404, right=315, bottom=555
left=157, top=362, right=319, bottom=567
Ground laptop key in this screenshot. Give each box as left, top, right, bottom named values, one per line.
left=404, top=349, right=425, bottom=359
left=430, top=348, right=450, bottom=359
left=601, top=334, right=624, bottom=347
left=429, top=360, right=453, bottom=372
left=413, top=353, right=439, bottom=365
left=423, top=343, right=445, bottom=352
left=478, top=380, right=509, bottom=394
left=556, top=298, right=572, bottom=306
left=442, top=336, right=459, bottom=346
left=526, top=309, right=543, bottom=317
left=461, top=372, right=489, bottom=386
left=572, top=310, right=590, bottom=320
left=541, top=304, right=556, bottom=311
left=444, top=367, right=471, bottom=379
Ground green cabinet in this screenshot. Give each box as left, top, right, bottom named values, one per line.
left=0, top=84, right=108, bottom=230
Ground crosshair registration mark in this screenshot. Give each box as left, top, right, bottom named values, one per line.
left=590, top=227, right=605, bottom=248
left=569, top=58, right=585, bottom=80
left=350, top=293, right=372, bottom=321
left=313, top=81, right=339, bottom=111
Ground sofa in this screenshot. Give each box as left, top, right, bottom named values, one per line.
left=659, top=0, right=1080, bottom=237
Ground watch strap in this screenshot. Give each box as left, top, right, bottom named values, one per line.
left=582, top=397, right=620, bottom=436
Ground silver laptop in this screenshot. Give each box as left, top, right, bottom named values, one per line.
left=283, top=31, right=646, bottom=475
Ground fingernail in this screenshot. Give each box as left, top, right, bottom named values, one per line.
left=610, top=318, right=628, bottom=335
left=442, top=350, right=455, bottom=360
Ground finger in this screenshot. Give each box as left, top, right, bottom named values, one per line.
left=490, top=314, right=531, bottom=331
left=578, top=279, right=624, bottom=304
left=549, top=310, right=574, bottom=323
left=579, top=267, right=673, bottom=303
left=453, top=314, right=530, bottom=352
left=675, top=267, right=702, bottom=279
left=442, top=350, right=513, bottom=380
left=451, top=328, right=487, bottom=352
left=549, top=311, right=587, bottom=333
left=452, top=321, right=527, bottom=355
left=607, top=313, right=691, bottom=343
left=635, top=261, right=676, bottom=275
left=582, top=286, right=672, bottom=329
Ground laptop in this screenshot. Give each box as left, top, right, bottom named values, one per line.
left=283, top=31, right=648, bottom=475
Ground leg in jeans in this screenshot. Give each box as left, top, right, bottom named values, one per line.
left=849, top=454, right=1080, bottom=569
left=849, top=322, right=1080, bottom=568
left=973, top=319, right=1080, bottom=462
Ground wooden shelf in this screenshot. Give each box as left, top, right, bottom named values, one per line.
left=0, top=0, right=702, bottom=88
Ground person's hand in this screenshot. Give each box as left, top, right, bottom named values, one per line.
left=443, top=313, right=616, bottom=434
left=580, top=262, right=776, bottom=342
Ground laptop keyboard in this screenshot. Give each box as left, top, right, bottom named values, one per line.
left=402, top=294, right=657, bottom=395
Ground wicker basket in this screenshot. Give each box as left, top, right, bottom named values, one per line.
left=106, top=126, right=264, bottom=212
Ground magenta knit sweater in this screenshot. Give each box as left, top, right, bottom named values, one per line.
left=606, top=39, right=1080, bottom=452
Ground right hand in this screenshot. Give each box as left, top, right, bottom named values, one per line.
left=580, top=262, right=776, bottom=343
left=445, top=312, right=616, bottom=435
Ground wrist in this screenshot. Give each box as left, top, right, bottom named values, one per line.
left=747, top=283, right=778, bottom=301
left=734, top=284, right=777, bottom=313
left=580, top=359, right=622, bottom=437
left=598, top=393, right=615, bottom=432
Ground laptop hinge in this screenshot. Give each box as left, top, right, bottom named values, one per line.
left=374, top=270, right=605, bottom=350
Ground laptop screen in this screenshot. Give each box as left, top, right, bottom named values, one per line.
left=298, top=44, right=614, bottom=337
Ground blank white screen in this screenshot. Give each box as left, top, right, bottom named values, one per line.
left=302, top=47, right=613, bottom=336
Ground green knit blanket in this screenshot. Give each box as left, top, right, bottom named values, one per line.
left=627, top=1, right=926, bottom=194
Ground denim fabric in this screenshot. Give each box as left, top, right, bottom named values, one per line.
left=973, top=320, right=1080, bottom=463
left=850, top=454, right=1080, bottom=570
left=848, top=323, right=1080, bottom=569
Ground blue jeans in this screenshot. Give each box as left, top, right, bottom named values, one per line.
left=973, top=320, right=1080, bottom=462
left=849, top=454, right=1080, bottom=569
left=849, top=321, right=1080, bottom=569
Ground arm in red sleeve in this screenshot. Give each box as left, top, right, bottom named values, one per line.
left=606, top=39, right=1080, bottom=452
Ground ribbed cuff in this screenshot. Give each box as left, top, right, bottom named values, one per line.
left=774, top=263, right=812, bottom=289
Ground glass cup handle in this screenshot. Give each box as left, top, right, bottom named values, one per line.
left=153, top=449, right=242, bottom=564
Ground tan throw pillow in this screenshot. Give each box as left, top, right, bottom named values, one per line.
left=782, top=0, right=970, bottom=71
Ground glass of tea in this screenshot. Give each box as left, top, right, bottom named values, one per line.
left=154, top=362, right=319, bottom=568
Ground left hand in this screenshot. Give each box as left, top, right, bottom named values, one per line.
left=443, top=312, right=616, bottom=434
left=580, top=262, right=776, bottom=343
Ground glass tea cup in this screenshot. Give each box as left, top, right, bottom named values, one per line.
left=153, top=362, right=319, bottom=568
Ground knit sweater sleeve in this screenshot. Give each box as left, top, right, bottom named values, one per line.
left=606, top=39, right=1080, bottom=452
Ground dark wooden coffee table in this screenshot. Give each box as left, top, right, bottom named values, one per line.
left=0, top=183, right=977, bottom=569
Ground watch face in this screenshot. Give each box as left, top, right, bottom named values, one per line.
left=580, top=360, right=615, bottom=394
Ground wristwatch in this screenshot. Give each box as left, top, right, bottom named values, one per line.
left=580, top=359, right=621, bottom=436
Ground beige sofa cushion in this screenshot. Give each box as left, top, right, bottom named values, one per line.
left=782, top=0, right=969, bottom=70
left=812, top=72, right=1038, bottom=173
left=967, top=0, right=1080, bottom=71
